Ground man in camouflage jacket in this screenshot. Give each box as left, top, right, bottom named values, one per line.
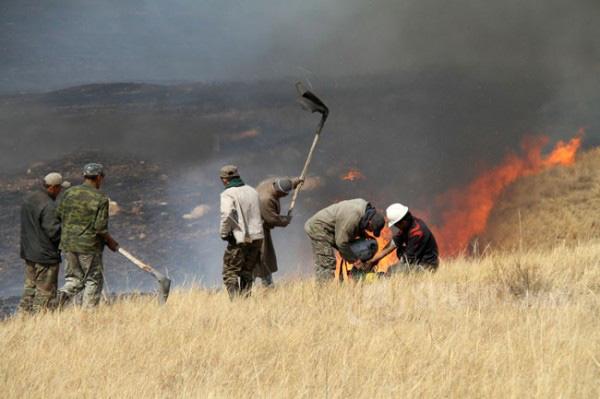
left=57, top=163, right=119, bottom=308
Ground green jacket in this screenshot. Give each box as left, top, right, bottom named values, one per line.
left=57, top=182, right=110, bottom=254
left=304, top=198, right=368, bottom=262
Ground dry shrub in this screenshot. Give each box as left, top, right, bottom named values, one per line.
left=492, top=258, right=550, bottom=298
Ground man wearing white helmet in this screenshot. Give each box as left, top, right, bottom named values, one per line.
left=367, top=203, right=439, bottom=272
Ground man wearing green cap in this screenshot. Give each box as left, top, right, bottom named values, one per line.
left=304, top=199, right=385, bottom=281
left=219, top=165, right=263, bottom=298
left=18, top=172, right=70, bottom=313
left=57, top=163, right=119, bottom=308
left=254, top=176, right=302, bottom=287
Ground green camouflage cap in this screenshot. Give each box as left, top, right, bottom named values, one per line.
left=219, top=165, right=240, bottom=179
left=82, top=163, right=105, bottom=177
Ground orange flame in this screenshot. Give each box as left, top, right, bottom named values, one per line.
left=341, top=168, right=365, bottom=182
left=433, top=132, right=583, bottom=256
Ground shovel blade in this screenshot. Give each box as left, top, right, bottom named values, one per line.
left=157, top=277, right=171, bottom=305
left=151, top=269, right=171, bottom=304
left=296, top=82, right=329, bottom=116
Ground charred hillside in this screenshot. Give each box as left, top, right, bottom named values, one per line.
left=0, top=152, right=210, bottom=297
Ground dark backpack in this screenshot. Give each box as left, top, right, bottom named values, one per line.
left=349, top=238, right=378, bottom=261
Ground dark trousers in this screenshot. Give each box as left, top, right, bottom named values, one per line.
left=222, top=240, right=262, bottom=298
left=19, top=261, right=59, bottom=313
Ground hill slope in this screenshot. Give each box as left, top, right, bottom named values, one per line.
left=483, top=147, right=600, bottom=250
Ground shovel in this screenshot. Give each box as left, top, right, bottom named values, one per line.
left=118, top=248, right=171, bottom=304
left=288, top=82, right=330, bottom=214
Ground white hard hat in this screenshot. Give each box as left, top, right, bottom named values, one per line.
left=386, top=203, right=409, bottom=227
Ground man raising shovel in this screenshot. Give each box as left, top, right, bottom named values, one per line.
left=255, top=176, right=303, bottom=287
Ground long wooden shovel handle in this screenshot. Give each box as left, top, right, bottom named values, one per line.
left=289, top=114, right=327, bottom=213
left=118, top=248, right=160, bottom=276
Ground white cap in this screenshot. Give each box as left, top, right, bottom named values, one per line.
left=386, top=203, right=409, bottom=227
left=44, top=172, right=70, bottom=188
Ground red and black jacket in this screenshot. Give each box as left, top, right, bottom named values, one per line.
left=392, top=216, right=439, bottom=268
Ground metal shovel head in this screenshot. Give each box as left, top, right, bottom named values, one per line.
left=153, top=270, right=171, bottom=304
left=295, top=82, right=329, bottom=116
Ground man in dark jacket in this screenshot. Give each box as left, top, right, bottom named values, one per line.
left=366, top=203, right=439, bottom=272
left=19, top=172, right=69, bottom=312
left=255, top=177, right=302, bottom=287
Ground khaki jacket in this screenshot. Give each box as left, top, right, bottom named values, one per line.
left=220, top=185, right=264, bottom=244
left=254, top=178, right=292, bottom=277
left=304, top=198, right=368, bottom=262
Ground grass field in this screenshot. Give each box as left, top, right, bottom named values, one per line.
left=2, top=241, right=599, bottom=398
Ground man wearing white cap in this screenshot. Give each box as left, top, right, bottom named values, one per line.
left=18, top=172, right=70, bottom=312
left=366, top=203, right=439, bottom=273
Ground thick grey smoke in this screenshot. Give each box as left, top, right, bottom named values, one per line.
left=0, top=0, right=598, bottom=92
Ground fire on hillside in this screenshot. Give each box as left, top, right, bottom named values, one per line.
left=433, top=132, right=583, bottom=256
left=335, top=132, right=583, bottom=275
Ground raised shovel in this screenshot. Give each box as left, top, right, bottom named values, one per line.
left=288, top=82, right=330, bottom=214
left=118, top=248, right=171, bottom=304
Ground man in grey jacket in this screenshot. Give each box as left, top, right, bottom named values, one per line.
left=19, top=172, right=69, bottom=312
left=219, top=165, right=264, bottom=298
left=304, top=199, right=385, bottom=281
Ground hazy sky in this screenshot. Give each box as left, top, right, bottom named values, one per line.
left=0, top=0, right=599, bottom=93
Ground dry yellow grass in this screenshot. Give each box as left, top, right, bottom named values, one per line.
left=2, top=241, right=600, bottom=398
left=483, top=147, right=600, bottom=250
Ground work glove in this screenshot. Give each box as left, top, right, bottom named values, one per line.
left=105, top=235, right=120, bottom=252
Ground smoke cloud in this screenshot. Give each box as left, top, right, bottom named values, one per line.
left=0, top=0, right=598, bottom=92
